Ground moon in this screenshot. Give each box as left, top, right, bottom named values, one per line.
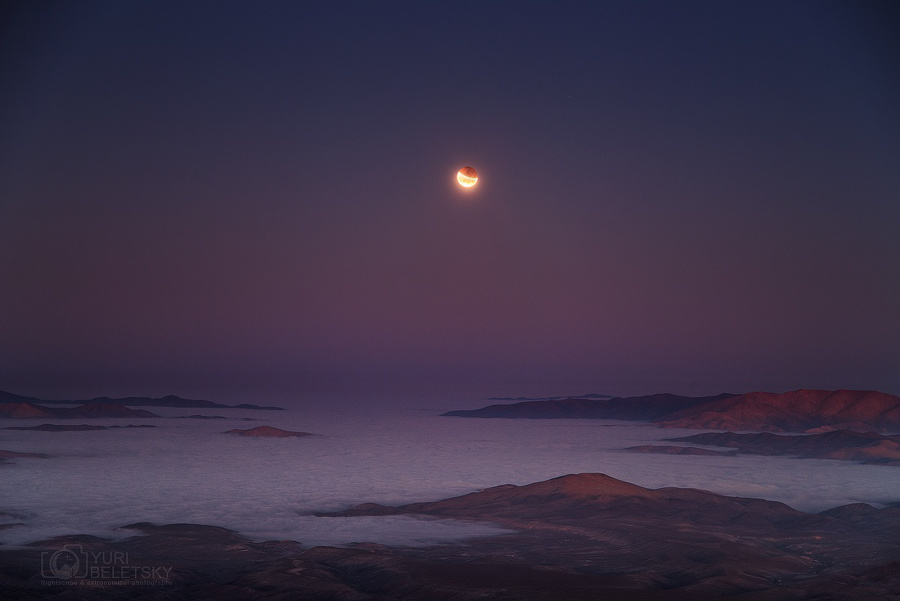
left=456, top=166, right=478, bottom=188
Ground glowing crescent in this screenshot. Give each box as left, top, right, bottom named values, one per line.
left=457, top=166, right=478, bottom=188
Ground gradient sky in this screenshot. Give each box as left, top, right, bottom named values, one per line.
left=1, top=1, right=899, bottom=403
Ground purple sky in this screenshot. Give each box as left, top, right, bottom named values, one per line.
left=1, top=1, right=898, bottom=403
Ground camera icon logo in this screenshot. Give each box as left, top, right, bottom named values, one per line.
left=41, top=544, right=88, bottom=579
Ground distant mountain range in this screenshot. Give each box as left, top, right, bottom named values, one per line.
left=0, top=402, right=159, bottom=419
left=628, top=429, right=900, bottom=465
left=0, top=390, right=283, bottom=411
left=3, top=423, right=157, bottom=432
left=444, top=393, right=737, bottom=421
left=445, top=389, right=900, bottom=433
left=657, top=389, right=900, bottom=432
left=487, top=393, right=615, bottom=401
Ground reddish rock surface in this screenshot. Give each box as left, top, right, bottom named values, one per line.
left=657, top=389, right=900, bottom=432
left=0, top=402, right=56, bottom=419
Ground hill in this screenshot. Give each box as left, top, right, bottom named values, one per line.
left=315, top=472, right=900, bottom=599
left=3, top=473, right=900, bottom=599
left=657, top=389, right=900, bottom=432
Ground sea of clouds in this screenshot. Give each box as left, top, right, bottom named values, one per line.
left=2, top=401, right=899, bottom=547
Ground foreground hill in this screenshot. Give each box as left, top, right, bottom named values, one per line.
left=633, top=430, right=900, bottom=465
left=5, top=473, right=896, bottom=599
left=443, top=393, right=736, bottom=420
left=326, top=472, right=815, bottom=529
left=657, top=389, right=900, bottom=432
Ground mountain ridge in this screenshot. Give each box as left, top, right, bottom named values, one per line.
left=0, top=402, right=158, bottom=419
left=0, top=390, right=283, bottom=410
left=444, top=389, right=900, bottom=432
left=443, top=393, right=736, bottom=420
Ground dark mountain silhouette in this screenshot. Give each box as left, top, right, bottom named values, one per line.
left=3, top=391, right=285, bottom=411
left=487, top=393, right=615, bottom=401
left=640, top=430, right=900, bottom=465
left=0, top=402, right=159, bottom=419
left=65, top=403, right=159, bottom=418
left=625, top=444, right=736, bottom=456
left=0, top=390, right=43, bottom=404
left=225, top=426, right=311, bottom=438
left=657, top=389, right=900, bottom=432
left=443, top=392, right=736, bottom=420
left=0, top=449, right=48, bottom=464
left=444, top=389, right=900, bottom=432
left=173, top=414, right=228, bottom=419
left=3, top=423, right=157, bottom=432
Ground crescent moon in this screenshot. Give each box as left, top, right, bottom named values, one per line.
left=457, top=166, right=478, bottom=188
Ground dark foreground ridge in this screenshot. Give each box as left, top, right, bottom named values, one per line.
left=0, top=389, right=284, bottom=411
left=445, top=389, right=900, bottom=432
left=3, top=473, right=899, bottom=600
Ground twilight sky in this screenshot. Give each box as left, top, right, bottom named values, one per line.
left=1, top=1, right=899, bottom=403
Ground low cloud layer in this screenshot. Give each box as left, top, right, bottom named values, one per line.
left=2, top=406, right=898, bottom=547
